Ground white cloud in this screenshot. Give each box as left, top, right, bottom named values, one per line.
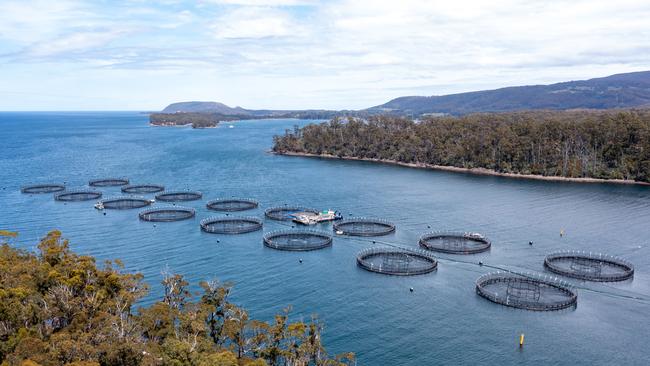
left=1, top=0, right=650, bottom=110
left=211, top=6, right=301, bottom=39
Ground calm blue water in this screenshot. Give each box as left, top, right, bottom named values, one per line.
left=1, top=112, right=649, bottom=365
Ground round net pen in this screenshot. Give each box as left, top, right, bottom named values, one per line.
left=21, top=183, right=65, bottom=194
left=356, top=247, right=437, bottom=275
left=98, top=196, right=153, bottom=210
left=156, top=191, right=203, bottom=202
left=544, top=251, right=634, bottom=282
left=265, top=206, right=318, bottom=221
left=263, top=230, right=333, bottom=251
left=55, top=190, right=102, bottom=202
left=89, top=178, right=129, bottom=187
left=139, top=207, right=195, bottom=222
left=201, top=216, right=263, bottom=234
left=475, top=272, right=577, bottom=311
left=333, top=218, right=395, bottom=237
left=419, top=231, right=491, bottom=254
left=122, top=184, right=165, bottom=194
left=207, top=198, right=259, bottom=212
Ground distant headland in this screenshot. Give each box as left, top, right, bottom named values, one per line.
left=150, top=70, right=650, bottom=128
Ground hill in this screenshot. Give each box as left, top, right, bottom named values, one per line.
left=366, top=71, right=650, bottom=116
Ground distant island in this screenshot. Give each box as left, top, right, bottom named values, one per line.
left=149, top=112, right=231, bottom=128
left=154, top=71, right=650, bottom=124
left=272, top=109, right=650, bottom=184
left=150, top=102, right=350, bottom=128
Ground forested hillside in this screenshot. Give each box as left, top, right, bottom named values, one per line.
left=0, top=231, right=353, bottom=366
left=273, top=110, right=650, bottom=183
left=367, top=71, right=650, bottom=116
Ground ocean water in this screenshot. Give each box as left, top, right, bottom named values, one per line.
left=1, top=112, right=649, bottom=365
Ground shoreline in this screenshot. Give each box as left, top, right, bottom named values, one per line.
left=274, top=151, right=650, bottom=186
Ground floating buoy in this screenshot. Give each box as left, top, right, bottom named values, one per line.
left=479, top=261, right=483, bottom=266
left=519, top=333, right=525, bottom=347
left=427, top=225, right=431, bottom=229
left=217, top=240, right=220, bottom=243
left=103, top=212, right=106, bottom=216
left=299, top=258, right=303, bottom=263
left=409, top=287, right=414, bottom=292
left=560, top=229, right=565, bottom=237
left=529, top=241, right=533, bottom=245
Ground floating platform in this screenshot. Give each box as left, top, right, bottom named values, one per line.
left=475, top=272, right=577, bottom=311
left=121, top=184, right=165, bottom=194
left=21, top=183, right=65, bottom=194
left=139, top=207, right=196, bottom=222
left=263, top=230, right=333, bottom=251
left=544, top=251, right=634, bottom=282
left=356, top=247, right=437, bottom=275
left=89, top=178, right=129, bottom=187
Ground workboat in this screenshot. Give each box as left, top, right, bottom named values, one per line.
left=292, top=210, right=342, bottom=225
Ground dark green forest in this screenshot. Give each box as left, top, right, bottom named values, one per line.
left=0, top=231, right=353, bottom=366
left=273, top=110, right=650, bottom=182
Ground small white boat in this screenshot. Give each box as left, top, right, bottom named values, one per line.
left=94, top=202, right=104, bottom=210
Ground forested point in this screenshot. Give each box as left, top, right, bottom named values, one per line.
left=0, top=231, right=354, bottom=366
left=149, top=113, right=232, bottom=128
left=272, top=110, right=650, bottom=183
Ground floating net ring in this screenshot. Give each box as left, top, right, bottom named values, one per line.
left=21, top=183, right=65, bottom=194
left=156, top=191, right=203, bottom=202
left=201, top=216, right=263, bottom=234
left=139, top=207, right=196, bottom=222
left=54, top=190, right=102, bottom=202
left=121, top=184, right=165, bottom=194
left=89, top=178, right=129, bottom=187
left=333, top=218, right=396, bottom=237
left=419, top=231, right=491, bottom=254
left=356, top=247, right=437, bottom=275
left=475, top=272, right=577, bottom=311
left=544, top=251, right=634, bottom=282
left=264, top=206, right=318, bottom=221
left=99, top=196, right=153, bottom=210
left=263, top=230, right=333, bottom=251
left=207, top=198, right=259, bottom=212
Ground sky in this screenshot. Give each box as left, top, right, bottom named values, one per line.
left=0, top=0, right=649, bottom=111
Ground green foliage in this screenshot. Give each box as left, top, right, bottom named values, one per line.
left=273, top=110, right=650, bottom=182
left=149, top=113, right=226, bottom=128
left=0, top=232, right=354, bottom=366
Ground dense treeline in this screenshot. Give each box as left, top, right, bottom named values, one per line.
left=273, top=110, right=650, bottom=182
left=0, top=231, right=353, bottom=366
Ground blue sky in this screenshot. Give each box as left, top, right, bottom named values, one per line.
left=0, top=0, right=649, bottom=111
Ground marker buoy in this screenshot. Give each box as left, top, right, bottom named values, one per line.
left=409, top=287, right=414, bottom=292
left=479, top=261, right=483, bottom=266
left=529, top=241, right=533, bottom=245
left=519, top=333, right=525, bottom=347
left=299, top=258, right=303, bottom=263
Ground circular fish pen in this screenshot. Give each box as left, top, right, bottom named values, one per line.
left=156, top=191, right=203, bottom=202
left=475, top=272, right=577, bottom=311
left=356, top=247, right=437, bottom=275
left=419, top=231, right=491, bottom=254
left=89, top=178, right=129, bottom=187
left=544, top=251, right=634, bottom=282
left=139, top=207, right=195, bottom=222
left=207, top=198, right=259, bottom=212
left=21, top=183, right=65, bottom=194
left=99, top=196, right=153, bottom=210
left=121, top=184, right=165, bottom=194
left=54, top=190, right=102, bottom=202
left=201, top=216, right=263, bottom=234
left=265, top=206, right=318, bottom=221
left=333, top=218, right=395, bottom=237
left=263, top=230, right=333, bottom=251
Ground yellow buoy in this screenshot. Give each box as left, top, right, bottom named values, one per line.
left=519, top=333, right=525, bottom=347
